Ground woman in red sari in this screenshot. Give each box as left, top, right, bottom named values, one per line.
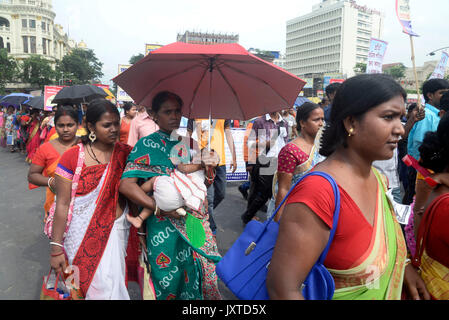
left=27, top=106, right=79, bottom=222
left=25, top=109, right=42, bottom=163
left=412, top=113, right=449, bottom=300
left=49, top=99, right=138, bottom=300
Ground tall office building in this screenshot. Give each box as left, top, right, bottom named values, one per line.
left=177, top=30, right=239, bottom=45
left=286, top=0, right=384, bottom=79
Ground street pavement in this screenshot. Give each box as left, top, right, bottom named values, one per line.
left=0, top=146, right=268, bottom=300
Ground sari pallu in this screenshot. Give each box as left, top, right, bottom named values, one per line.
left=328, top=169, right=407, bottom=300
left=122, top=131, right=222, bottom=300
left=26, top=120, right=41, bottom=162
left=56, top=142, right=134, bottom=299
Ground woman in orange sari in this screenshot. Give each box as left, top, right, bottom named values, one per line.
left=27, top=106, right=79, bottom=222
left=25, top=109, right=42, bottom=163
left=119, top=102, right=137, bottom=144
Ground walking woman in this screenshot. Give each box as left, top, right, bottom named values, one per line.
left=25, top=109, right=42, bottom=163
left=4, top=106, right=17, bottom=152
left=266, top=102, right=325, bottom=221
left=49, top=99, right=135, bottom=300
left=120, top=91, right=222, bottom=300
left=28, top=106, right=79, bottom=222
left=119, top=102, right=138, bottom=144
left=267, top=74, right=430, bottom=300
left=412, top=113, right=449, bottom=300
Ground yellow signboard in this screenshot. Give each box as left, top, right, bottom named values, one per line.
left=145, top=44, right=163, bottom=56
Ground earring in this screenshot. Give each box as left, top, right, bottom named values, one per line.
left=89, top=132, right=97, bottom=143
left=348, top=128, right=354, bottom=137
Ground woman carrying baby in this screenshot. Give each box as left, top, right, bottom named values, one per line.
left=119, top=91, right=222, bottom=300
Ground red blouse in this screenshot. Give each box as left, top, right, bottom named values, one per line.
left=286, top=174, right=376, bottom=270
left=57, top=146, right=107, bottom=197
left=425, top=196, right=449, bottom=268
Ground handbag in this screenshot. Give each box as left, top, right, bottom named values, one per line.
left=44, top=143, right=85, bottom=239
left=40, top=269, right=72, bottom=300
left=6, top=134, right=14, bottom=146
left=216, top=171, right=341, bottom=300
left=137, top=252, right=157, bottom=300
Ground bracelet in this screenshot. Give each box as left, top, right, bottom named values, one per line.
left=137, top=232, right=147, bottom=236
left=48, top=177, right=56, bottom=193
left=51, top=251, right=65, bottom=257
left=50, top=242, right=64, bottom=248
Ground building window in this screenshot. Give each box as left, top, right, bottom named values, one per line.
left=42, top=38, right=47, bottom=55
left=29, top=19, right=36, bottom=29
left=30, top=36, right=36, bottom=53
left=0, top=36, right=4, bottom=49
left=42, top=21, right=46, bottom=31
left=22, top=19, right=28, bottom=29
left=23, top=36, right=29, bottom=53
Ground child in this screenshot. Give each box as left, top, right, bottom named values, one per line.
left=127, top=150, right=219, bottom=229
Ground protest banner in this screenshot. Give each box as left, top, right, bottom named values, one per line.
left=44, top=86, right=65, bottom=111
left=429, top=51, right=449, bottom=80
left=145, top=44, right=163, bottom=56
left=366, top=38, right=388, bottom=74
left=117, top=65, right=133, bottom=102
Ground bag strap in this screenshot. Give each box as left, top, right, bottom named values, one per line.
left=255, top=171, right=341, bottom=264
left=412, top=193, right=449, bottom=268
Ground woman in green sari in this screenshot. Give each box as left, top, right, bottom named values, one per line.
left=119, top=91, right=222, bottom=300
left=267, top=74, right=430, bottom=300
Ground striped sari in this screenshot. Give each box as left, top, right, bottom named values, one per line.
left=330, top=169, right=408, bottom=300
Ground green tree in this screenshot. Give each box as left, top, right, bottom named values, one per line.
left=57, top=48, right=104, bottom=84
left=0, top=48, right=18, bottom=94
left=353, top=63, right=367, bottom=74
left=129, top=53, right=144, bottom=65
left=384, top=63, right=406, bottom=80
left=21, top=55, right=56, bottom=90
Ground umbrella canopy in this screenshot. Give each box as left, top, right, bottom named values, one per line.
left=52, top=84, right=108, bottom=105
left=24, top=96, right=45, bottom=110
left=0, top=93, right=33, bottom=108
left=113, top=42, right=306, bottom=120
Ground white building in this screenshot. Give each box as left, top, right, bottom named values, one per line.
left=0, top=0, right=78, bottom=66
left=286, top=0, right=384, bottom=79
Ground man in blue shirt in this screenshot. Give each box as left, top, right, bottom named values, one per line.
left=407, top=78, right=449, bottom=160
left=403, top=78, right=449, bottom=204
left=323, top=82, right=342, bottom=123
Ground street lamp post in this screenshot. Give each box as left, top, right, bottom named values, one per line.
left=427, top=46, right=449, bottom=56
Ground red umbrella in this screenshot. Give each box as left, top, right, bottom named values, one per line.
left=113, top=42, right=305, bottom=121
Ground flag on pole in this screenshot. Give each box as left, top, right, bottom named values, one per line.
left=429, top=52, right=449, bottom=80
left=366, top=38, right=388, bottom=74
left=396, top=0, right=419, bottom=37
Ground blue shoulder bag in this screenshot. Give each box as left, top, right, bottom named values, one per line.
left=216, top=171, right=341, bottom=300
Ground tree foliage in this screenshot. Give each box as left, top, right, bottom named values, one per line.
left=0, top=48, right=18, bottom=94
left=21, top=55, right=56, bottom=90
left=129, top=53, right=144, bottom=65
left=384, top=63, right=406, bottom=80
left=353, top=63, right=367, bottom=74
left=57, top=48, right=104, bottom=84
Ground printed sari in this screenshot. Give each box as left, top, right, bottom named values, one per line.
left=329, top=169, right=408, bottom=300
left=56, top=142, right=137, bottom=299
left=122, top=130, right=222, bottom=300
left=26, top=119, right=41, bottom=163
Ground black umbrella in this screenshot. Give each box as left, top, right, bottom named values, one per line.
left=24, top=96, right=45, bottom=110
left=51, top=84, right=108, bottom=105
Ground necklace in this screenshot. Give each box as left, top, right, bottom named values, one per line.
left=87, top=143, right=102, bottom=164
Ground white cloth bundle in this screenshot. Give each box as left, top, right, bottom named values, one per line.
left=153, top=170, right=207, bottom=213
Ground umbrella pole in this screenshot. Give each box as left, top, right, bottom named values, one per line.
left=208, top=59, right=214, bottom=152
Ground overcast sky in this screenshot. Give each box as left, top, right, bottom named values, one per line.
left=52, top=0, right=449, bottom=86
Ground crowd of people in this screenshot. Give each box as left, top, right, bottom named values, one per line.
left=1, top=73, right=449, bottom=300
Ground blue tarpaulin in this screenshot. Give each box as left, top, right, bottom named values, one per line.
left=294, top=96, right=313, bottom=108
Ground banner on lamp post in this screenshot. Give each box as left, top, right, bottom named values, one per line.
left=429, top=52, right=449, bottom=80
left=396, top=0, right=419, bottom=37
left=366, top=38, right=388, bottom=74
left=117, top=65, right=134, bottom=102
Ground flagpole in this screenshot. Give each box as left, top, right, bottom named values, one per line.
left=409, top=35, right=423, bottom=111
